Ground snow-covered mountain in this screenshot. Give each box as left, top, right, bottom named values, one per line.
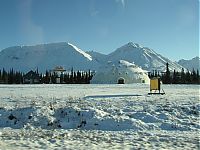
left=0, top=42, right=100, bottom=72
left=91, top=60, right=150, bottom=84
left=0, top=41, right=185, bottom=74
left=107, top=42, right=184, bottom=72
left=177, top=57, right=200, bottom=71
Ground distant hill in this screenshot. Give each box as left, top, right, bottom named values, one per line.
left=177, top=57, right=200, bottom=71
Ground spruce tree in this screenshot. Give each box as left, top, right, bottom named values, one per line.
left=172, top=69, right=178, bottom=84
left=15, top=71, right=21, bottom=84
left=163, top=63, right=171, bottom=84
left=2, top=69, right=6, bottom=83
left=185, top=70, right=191, bottom=84
left=77, top=71, right=81, bottom=83
left=196, top=69, right=199, bottom=84
left=45, top=70, right=49, bottom=84
left=0, top=70, right=1, bottom=82
left=180, top=68, right=185, bottom=84
left=191, top=68, right=196, bottom=84
left=60, top=73, right=64, bottom=84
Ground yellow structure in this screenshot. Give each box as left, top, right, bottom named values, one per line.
left=148, top=77, right=165, bottom=95
left=150, top=78, right=160, bottom=91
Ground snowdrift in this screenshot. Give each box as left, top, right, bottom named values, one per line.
left=0, top=94, right=199, bottom=131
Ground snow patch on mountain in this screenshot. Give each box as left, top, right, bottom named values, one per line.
left=68, top=43, right=92, bottom=61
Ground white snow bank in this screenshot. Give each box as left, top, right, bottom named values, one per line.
left=0, top=94, right=199, bottom=131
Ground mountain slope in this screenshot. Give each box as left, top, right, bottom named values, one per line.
left=86, top=51, right=107, bottom=64
left=0, top=42, right=99, bottom=72
left=178, top=57, right=200, bottom=71
left=107, top=42, right=184, bottom=72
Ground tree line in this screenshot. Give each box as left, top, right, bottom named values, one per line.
left=0, top=68, right=93, bottom=84
left=1, top=63, right=199, bottom=84
left=0, top=69, right=23, bottom=84
left=149, top=63, right=200, bottom=84
left=41, top=69, right=93, bottom=84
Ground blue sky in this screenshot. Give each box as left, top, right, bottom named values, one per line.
left=0, top=0, right=199, bottom=61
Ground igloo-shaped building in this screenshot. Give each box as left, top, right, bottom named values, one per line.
left=91, top=60, right=150, bottom=84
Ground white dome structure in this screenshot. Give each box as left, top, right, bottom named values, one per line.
left=91, top=60, right=150, bottom=84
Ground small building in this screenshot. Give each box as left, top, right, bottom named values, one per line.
left=148, top=77, right=165, bottom=95
left=23, top=70, right=40, bottom=84
left=150, top=77, right=161, bottom=92
left=51, top=66, right=66, bottom=83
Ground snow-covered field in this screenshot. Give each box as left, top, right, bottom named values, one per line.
left=0, top=84, right=199, bottom=149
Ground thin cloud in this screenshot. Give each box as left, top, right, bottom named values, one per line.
left=116, top=0, right=126, bottom=8
left=18, top=0, right=44, bottom=44
left=90, top=0, right=99, bottom=17
left=90, top=10, right=99, bottom=17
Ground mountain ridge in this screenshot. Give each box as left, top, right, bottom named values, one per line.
left=90, top=42, right=184, bottom=72
left=0, top=42, right=100, bottom=72
left=0, top=42, right=190, bottom=73
left=177, top=56, right=200, bottom=71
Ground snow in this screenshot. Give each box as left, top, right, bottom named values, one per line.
left=87, top=51, right=107, bottom=64
left=68, top=43, right=93, bottom=61
left=0, top=84, right=199, bottom=149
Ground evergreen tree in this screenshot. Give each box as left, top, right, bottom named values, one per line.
left=2, top=68, right=8, bottom=84
left=64, top=73, right=70, bottom=84
left=89, top=70, right=93, bottom=81
left=163, top=63, right=171, bottom=84
left=197, top=69, right=200, bottom=84
left=191, top=68, right=197, bottom=84
left=15, top=71, right=21, bottom=84
left=70, top=68, right=74, bottom=83
left=73, top=71, right=77, bottom=83
left=8, top=68, right=14, bottom=84
left=172, top=69, right=178, bottom=84
left=85, top=72, right=89, bottom=84
left=20, top=72, right=24, bottom=84
left=77, top=71, right=81, bottom=83
left=0, top=70, right=2, bottom=82
left=185, top=70, right=191, bottom=84
left=180, top=68, right=185, bottom=84
left=44, top=70, right=50, bottom=84
left=60, top=73, right=64, bottom=83
left=51, top=72, right=56, bottom=84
